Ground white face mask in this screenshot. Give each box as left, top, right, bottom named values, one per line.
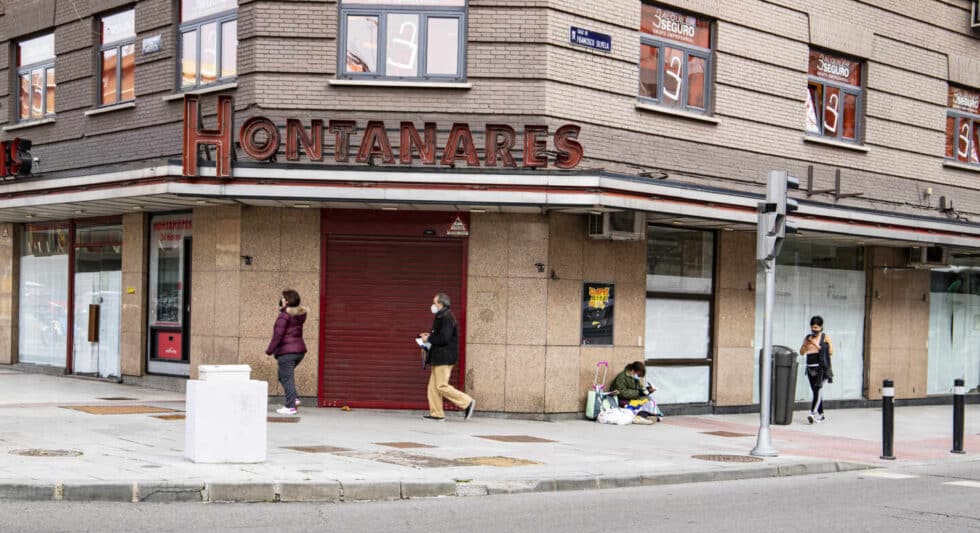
left=431, top=304, right=439, bottom=314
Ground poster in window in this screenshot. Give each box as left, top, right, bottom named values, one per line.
left=582, top=282, right=614, bottom=345
left=640, top=5, right=711, bottom=48
left=808, top=50, right=862, bottom=86
left=949, top=87, right=980, bottom=115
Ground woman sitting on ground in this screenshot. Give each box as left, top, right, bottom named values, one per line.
left=610, top=361, right=663, bottom=425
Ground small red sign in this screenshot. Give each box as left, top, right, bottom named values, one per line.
left=157, top=331, right=183, bottom=361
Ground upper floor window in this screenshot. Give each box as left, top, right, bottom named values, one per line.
left=17, top=34, right=55, bottom=121
left=100, top=9, right=136, bottom=106
left=806, top=50, right=863, bottom=142
left=339, top=0, right=467, bottom=81
left=946, top=86, right=980, bottom=165
left=179, top=0, right=237, bottom=89
left=638, top=5, right=712, bottom=114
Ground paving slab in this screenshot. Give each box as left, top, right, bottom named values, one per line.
left=0, top=369, right=976, bottom=503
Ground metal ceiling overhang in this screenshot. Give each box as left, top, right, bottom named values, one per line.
left=0, top=165, right=977, bottom=248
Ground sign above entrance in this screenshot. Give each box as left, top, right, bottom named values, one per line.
left=182, top=95, right=585, bottom=177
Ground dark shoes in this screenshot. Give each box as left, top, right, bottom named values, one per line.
left=422, top=415, right=445, bottom=421
left=464, top=400, right=476, bottom=420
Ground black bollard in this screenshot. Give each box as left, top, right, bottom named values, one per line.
left=952, top=378, right=966, bottom=455
left=881, top=379, right=895, bottom=460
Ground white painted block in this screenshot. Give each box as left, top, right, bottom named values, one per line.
left=198, top=364, right=252, bottom=382
left=185, top=379, right=268, bottom=463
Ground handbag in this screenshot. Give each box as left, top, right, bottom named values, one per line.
left=818, top=333, right=833, bottom=383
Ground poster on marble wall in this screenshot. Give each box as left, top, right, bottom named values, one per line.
left=582, top=282, right=614, bottom=345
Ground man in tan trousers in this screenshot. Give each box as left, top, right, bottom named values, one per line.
left=420, top=293, right=475, bottom=421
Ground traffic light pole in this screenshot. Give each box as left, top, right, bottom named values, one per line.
left=751, top=229, right=779, bottom=457
left=751, top=170, right=797, bottom=458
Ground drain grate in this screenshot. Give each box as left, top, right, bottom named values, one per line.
left=63, top=405, right=176, bottom=415
left=10, top=449, right=83, bottom=457
left=691, top=454, right=764, bottom=463
left=455, top=456, right=541, bottom=467
left=701, top=431, right=755, bottom=438
left=268, top=416, right=301, bottom=423
left=475, top=435, right=556, bottom=443
left=97, top=397, right=138, bottom=401
left=284, top=445, right=351, bottom=454
left=376, top=442, right=436, bottom=449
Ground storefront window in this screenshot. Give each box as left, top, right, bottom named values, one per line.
left=18, top=226, right=70, bottom=367
left=944, top=86, right=980, bottom=166
left=645, top=226, right=714, bottom=404
left=638, top=4, right=712, bottom=114
left=147, top=214, right=192, bottom=374
left=339, top=0, right=466, bottom=81
left=754, top=240, right=866, bottom=402
left=928, top=265, right=980, bottom=394
left=806, top=50, right=863, bottom=142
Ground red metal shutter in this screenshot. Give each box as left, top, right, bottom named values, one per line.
left=320, top=234, right=465, bottom=409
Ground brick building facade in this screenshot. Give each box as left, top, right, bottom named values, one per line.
left=0, top=0, right=977, bottom=414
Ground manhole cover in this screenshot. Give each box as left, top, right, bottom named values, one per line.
left=376, top=442, right=436, bottom=449
left=98, top=397, right=138, bottom=401
left=284, top=445, right=351, bottom=454
left=702, top=431, right=755, bottom=438
left=63, top=405, right=176, bottom=415
left=475, top=435, right=556, bottom=443
left=691, top=454, right=764, bottom=463
left=455, top=456, right=541, bottom=467
left=10, top=449, right=83, bottom=457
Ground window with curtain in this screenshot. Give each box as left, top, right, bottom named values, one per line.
left=100, top=9, right=136, bottom=105
left=806, top=49, right=864, bottom=142
left=339, top=0, right=466, bottom=81
left=18, top=226, right=70, bottom=367
left=638, top=4, right=712, bottom=114
left=17, top=33, right=55, bottom=121
left=945, top=86, right=980, bottom=166
left=179, top=0, right=237, bottom=89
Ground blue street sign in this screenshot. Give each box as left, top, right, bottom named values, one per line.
left=569, top=26, right=612, bottom=53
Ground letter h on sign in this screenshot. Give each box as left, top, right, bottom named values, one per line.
left=182, top=95, right=233, bottom=178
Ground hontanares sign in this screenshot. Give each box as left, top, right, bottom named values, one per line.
left=182, top=95, right=585, bottom=177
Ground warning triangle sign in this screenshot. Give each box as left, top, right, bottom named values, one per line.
left=447, top=215, right=469, bottom=237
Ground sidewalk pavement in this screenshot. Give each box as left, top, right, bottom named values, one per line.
left=0, top=368, right=977, bottom=503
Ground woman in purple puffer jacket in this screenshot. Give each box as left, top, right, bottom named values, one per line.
left=266, top=289, right=307, bottom=415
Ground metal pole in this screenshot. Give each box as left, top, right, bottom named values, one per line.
left=881, top=379, right=895, bottom=460
left=751, top=257, right=778, bottom=457
left=952, top=378, right=966, bottom=454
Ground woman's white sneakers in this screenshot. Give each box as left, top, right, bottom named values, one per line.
left=276, top=406, right=297, bottom=415
left=807, top=413, right=826, bottom=424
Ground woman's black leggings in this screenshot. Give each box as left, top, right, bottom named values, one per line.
left=807, top=366, right=826, bottom=414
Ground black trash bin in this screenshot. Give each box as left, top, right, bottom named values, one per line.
left=758, top=346, right=799, bottom=425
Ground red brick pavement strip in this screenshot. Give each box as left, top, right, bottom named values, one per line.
left=666, top=416, right=980, bottom=463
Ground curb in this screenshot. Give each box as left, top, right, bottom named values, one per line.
left=0, top=461, right=875, bottom=504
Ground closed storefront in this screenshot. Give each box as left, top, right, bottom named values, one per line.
left=754, top=241, right=866, bottom=402
left=928, top=262, right=980, bottom=394
left=18, top=225, right=69, bottom=367
left=319, top=211, right=467, bottom=409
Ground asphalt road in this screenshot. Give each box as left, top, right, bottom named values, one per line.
left=2, top=460, right=980, bottom=533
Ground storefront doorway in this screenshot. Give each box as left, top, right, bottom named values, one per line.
left=72, top=224, right=123, bottom=379
left=319, top=210, right=467, bottom=409
left=147, top=213, right=193, bottom=376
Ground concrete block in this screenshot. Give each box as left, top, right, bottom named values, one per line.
left=278, top=482, right=341, bottom=503
left=62, top=483, right=135, bottom=502
left=341, top=481, right=401, bottom=502
left=555, top=477, right=599, bottom=491
left=400, top=481, right=457, bottom=499
left=138, top=483, right=205, bottom=503
left=185, top=379, right=268, bottom=463
left=207, top=483, right=277, bottom=503
left=0, top=483, right=56, bottom=501
left=455, top=483, right=489, bottom=497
